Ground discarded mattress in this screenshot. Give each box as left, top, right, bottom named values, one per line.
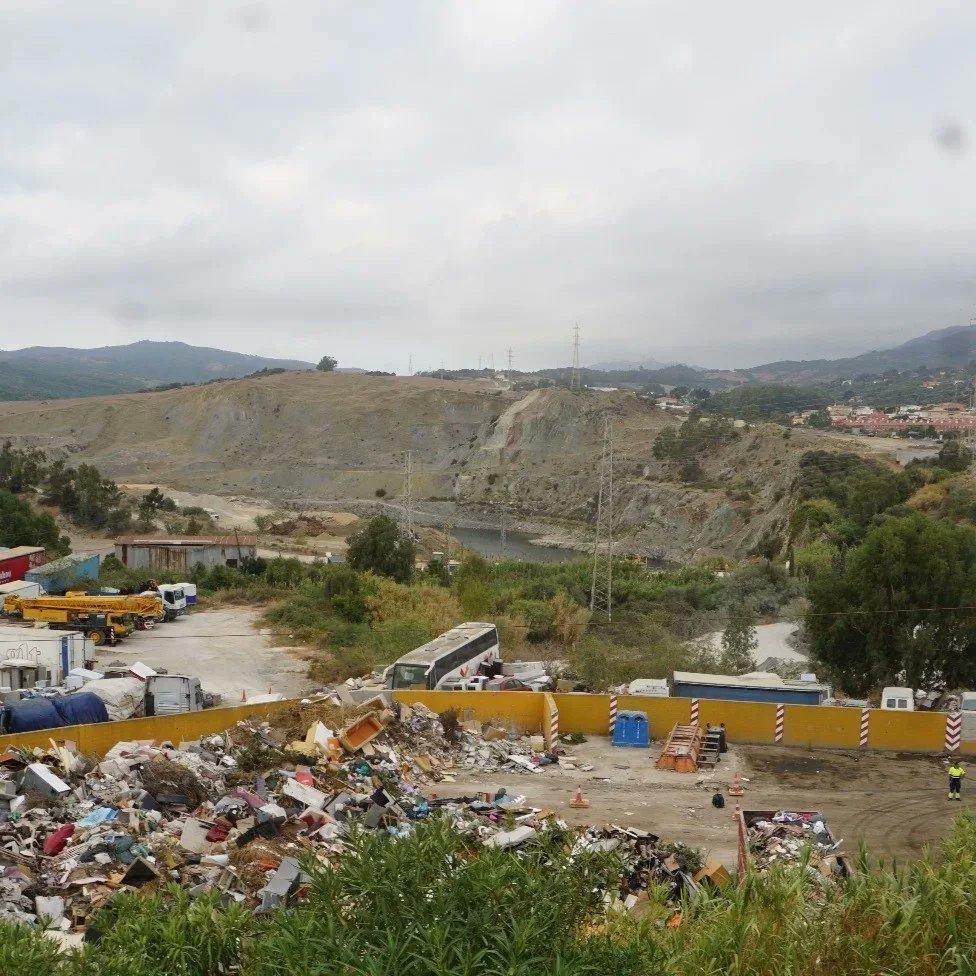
left=82, top=677, right=145, bottom=722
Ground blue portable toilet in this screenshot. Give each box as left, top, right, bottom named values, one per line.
left=612, top=710, right=650, bottom=748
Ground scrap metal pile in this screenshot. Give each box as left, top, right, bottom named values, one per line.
left=0, top=698, right=716, bottom=934
left=746, top=810, right=848, bottom=879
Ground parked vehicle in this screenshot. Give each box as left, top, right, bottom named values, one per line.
left=0, top=599, right=134, bottom=645
left=880, top=686, right=915, bottom=711
left=387, top=623, right=499, bottom=691
left=5, top=594, right=159, bottom=633
left=486, top=677, right=534, bottom=692
left=144, top=674, right=205, bottom=715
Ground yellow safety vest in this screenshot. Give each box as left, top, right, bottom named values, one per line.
left=949, top=766, right=965, bottom=778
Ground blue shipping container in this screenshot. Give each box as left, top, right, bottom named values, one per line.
left=26, top=553, right=101, bottom=595
left=672, top=681, right=824, bottom=706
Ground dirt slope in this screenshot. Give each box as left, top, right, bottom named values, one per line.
left=0, top=372, right=876, bottom=560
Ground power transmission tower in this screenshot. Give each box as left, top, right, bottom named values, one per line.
left=507, top=347, right=514, bottom=372
left=403, top=451, right=414, bottom=536
left=408, top=354, right=413, bottom=377
left=571, top=324, right=582, bottom=392
left=590, top=419, right=613, bottom=620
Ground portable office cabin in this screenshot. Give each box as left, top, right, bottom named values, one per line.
left=115, top=535, right=257, bottom=570
left=25, top=552, right=100, bottom=594
left=672, top=670, right=830, bottom=706
left=0, top=580, right=42, bottom=607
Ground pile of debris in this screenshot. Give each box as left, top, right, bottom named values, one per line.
left=745, top=810, right=848, bottom=878
left=0, top=697, right=714, bottom=935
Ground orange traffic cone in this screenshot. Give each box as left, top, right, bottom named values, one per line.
left=569, top=787, right=590, bottom=809
left=728, top=771, right=744, bottom=797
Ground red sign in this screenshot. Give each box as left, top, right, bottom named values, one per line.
left=0, top=554, right=32, bottom=584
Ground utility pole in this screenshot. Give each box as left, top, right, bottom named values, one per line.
left=403, top=451, right=414, bottom=536
left=571, top=324, right=582, bottom=392
left=408, top=354, right=413, bottom=377
left=590, top=419, right=613, bottom=620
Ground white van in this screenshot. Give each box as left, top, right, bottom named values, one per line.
left=880, top=686, right=914, bottom=711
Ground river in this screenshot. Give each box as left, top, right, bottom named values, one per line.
left=451, top=527, right=586, bottom=563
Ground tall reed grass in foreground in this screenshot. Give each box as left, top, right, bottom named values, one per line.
left=3, top=815, right=975, bottom=976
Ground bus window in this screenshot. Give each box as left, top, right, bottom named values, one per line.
left=392, top=664, right=430, bottom=689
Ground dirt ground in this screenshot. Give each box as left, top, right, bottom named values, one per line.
left=436, top=738, right=970, bottom=865
left=92, top=607, right=312, bottom=702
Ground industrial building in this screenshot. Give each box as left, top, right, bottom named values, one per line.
left=114, top=535, right=258, bottom=571
left=672, top=670, right=830, bottom=706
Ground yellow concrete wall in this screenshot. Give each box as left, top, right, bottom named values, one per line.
left=0, top=701, right=285, bottom=758
left=696, top=699, right=777, bottom=744
left=868, top=708, right=947, bottom=751
left=2, top=691, right=967, bottom=760
left=783, top=703, right=861, bottom=749
left=393, top=690, right=544, bottom=734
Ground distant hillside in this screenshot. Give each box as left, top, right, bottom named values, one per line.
left=0, top=341, right=312, bottom=401
left=743, top=325, right=976, bottom=383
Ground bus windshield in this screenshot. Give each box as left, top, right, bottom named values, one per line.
left=392, top=664, right=430, bottom=689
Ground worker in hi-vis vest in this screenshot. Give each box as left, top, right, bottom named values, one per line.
left=948, top=761, right=965, bottom=801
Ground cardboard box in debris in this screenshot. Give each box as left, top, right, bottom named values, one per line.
left=0, top=697, right=723, bottom=933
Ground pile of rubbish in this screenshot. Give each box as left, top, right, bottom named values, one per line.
left=0, top=697, right=718, bottom=935
left=745, top=810, right=848, bottom=878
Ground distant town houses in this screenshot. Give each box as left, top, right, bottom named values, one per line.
left=827, top=401, right=976, bottom=432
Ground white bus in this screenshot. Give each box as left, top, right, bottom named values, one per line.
left=388, top=622, right=499, bottom=691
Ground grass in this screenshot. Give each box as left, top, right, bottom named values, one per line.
left=5, top=816, right=976, bottom=976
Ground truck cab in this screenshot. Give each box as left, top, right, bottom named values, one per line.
left=880, top=686, right=915, bottom=711
left=141, top=584, right=187, bottom=621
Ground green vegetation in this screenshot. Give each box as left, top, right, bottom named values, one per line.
left=316, top=354, right=338, bottom=372
left=705, top=382, right=829, bottom=422
left=5, top=815, right=976, bottom=975
left=347, top=514, right=416, bottom=583
left=652, top=414, right=740, bottom=479
left=0, top=488, right=69, bottom=555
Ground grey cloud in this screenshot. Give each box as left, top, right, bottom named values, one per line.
left=1, top=1, right=975, bottom=371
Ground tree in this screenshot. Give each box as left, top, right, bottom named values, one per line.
left=937, top=439, right=973, bottom=473
left=807, top=513, right=976, bottom=694
left=719, top=603, right=758, bottom=674
left=347, top=515, right=415, bottom=582
left=316, top=356, right=338, bottom=372
left=0, top=488, right=70, bottom=555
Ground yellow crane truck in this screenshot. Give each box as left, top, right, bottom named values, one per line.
left=0, top=603, right=133, bottom=645
left=1, top=594, right=163, bottom=645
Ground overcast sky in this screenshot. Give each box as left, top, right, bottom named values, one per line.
left=2, top=2, right=975, bottom=372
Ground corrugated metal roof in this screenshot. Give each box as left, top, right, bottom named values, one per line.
left=114, top=535, right=258, bottom=546
left=27, top=552, right=98, bottom=575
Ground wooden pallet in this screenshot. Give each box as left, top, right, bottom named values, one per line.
left=655, top=722, right=704, bottom=773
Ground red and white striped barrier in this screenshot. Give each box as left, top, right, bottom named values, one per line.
left=859, top=708, right=870, bottom=748
left=775, top=704, right=785, bottom=744
left=690, top=698, right=699, bottom=727
left=608, top=695, right=618, bottom=737
left=946, top=711, right=962, bottom=753
left=549, top=701, right=559, bottom=747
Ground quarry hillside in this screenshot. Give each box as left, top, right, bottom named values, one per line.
left=0, top=371, right=875, bottom=561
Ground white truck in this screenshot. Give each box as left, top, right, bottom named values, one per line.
left=144, top=673, right=205, bottom=715
left=0, top=625, right=90, bottom=687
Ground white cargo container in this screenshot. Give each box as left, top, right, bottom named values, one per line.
left=0, top=580, right=42, bottom=607
left=0, top=624, right=90, bottom=686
